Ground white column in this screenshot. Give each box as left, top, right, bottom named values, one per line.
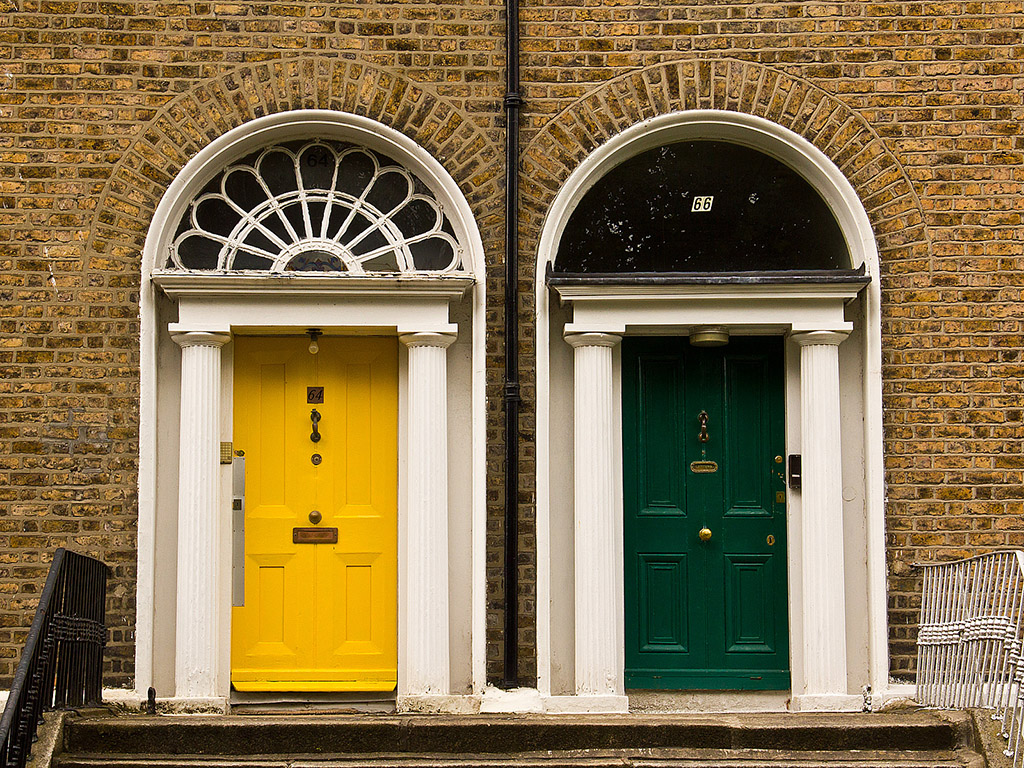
left=171, top=331, right=230, bottom=701
left=400, top=331, right=456, bottom=696
left=565, top=332, right=623, bottom=698
left=791, top=329, right=858, bottom=711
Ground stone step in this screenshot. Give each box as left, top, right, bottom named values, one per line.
left=52, top=749, right=981, bottom=768
left=59, top=712, right=971, bottom=757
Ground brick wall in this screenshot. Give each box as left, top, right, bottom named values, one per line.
left=0, top=0, right=1021, bottom=687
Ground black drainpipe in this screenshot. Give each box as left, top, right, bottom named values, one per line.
left=501, top=0, right=522, bottom=690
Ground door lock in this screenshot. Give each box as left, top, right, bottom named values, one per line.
left=698, top=527, right=712, bottom=542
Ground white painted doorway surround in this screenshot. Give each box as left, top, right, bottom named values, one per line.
left=534, top=111, right=889, bottom=713
left=135, top=111, right=488, bottom=712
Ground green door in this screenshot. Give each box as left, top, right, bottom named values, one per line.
left=623, top=337, right=789, bottom=690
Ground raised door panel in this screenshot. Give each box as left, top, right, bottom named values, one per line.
left=637, top=355, right=686, bottom=517
left=723, top=553, right=777, bottom=654
left=637, top=554, right=689, bottom=653
left=722, top=355, right=772, bottom=519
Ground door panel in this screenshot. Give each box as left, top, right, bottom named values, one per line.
left=724, top=553, right=776, bottom=652
left=638, top=554, right=689, bottom=653
left=624, top=337, right=788, bottom=690
left=723, top=356, right=773, bottom=517
left=232, top=336, right=398, bottom=692
left=639, top=357, right=687, bottom=515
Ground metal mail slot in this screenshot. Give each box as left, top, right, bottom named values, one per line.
left=689, top=460, right=719, bottom=474
left=293, top=527, right=339, bottom=544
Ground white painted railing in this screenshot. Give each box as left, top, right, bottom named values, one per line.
left=917, top=550, right=1024, bottom=766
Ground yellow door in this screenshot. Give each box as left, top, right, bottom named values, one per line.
left=231, top=336, right=398, bottom=691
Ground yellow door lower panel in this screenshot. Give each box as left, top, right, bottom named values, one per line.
left=231, top=336, right=398, bottom=691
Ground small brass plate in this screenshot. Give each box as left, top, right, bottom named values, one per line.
left=767, top=535, right=776, bottom=546
left=293, top=527, right=338, bottom=544
left=776, top=491, right=786, bottom=503
left=690, top=461, right=718, bottom=474
left=220, top=441, right=233, bottom=464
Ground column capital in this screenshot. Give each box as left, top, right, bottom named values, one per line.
left=171, top=331, right=231, bottom=349
left=564, top=332, right=622, bottom=349
left=399, top=331, right=457, bottom=349
left=790, top=329, right=849, bottom=348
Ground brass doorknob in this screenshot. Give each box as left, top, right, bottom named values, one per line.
left=309, top=510, right=322, bottom=525
left=698, top=527, right=712, bottom=542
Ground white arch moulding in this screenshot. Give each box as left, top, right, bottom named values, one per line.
left=136, top=110, right=488, bottom=711
left=534, top=110, right=888, bottom=713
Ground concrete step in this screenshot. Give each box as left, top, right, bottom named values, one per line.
left=53, top=711, right=982, bottom=768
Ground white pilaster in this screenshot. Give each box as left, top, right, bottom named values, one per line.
left=565, top=332, right=626, bottom=704
left=399, top=331, right=456, bottom=697
left=790, top=329, right=859, bottom=711
left=171, top=331, right=230, bottom=701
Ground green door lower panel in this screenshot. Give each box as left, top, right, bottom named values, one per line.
left=623, top=337, right=789, bottom=691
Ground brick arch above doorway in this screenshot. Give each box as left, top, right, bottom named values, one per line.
left=521, top=58, right=929, bottom=273
left=86, top=56, right=502, bottom=269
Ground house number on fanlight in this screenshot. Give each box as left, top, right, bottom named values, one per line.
left=691, top=196, right=714, bottom=212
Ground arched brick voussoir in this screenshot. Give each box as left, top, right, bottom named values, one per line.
left=522, top=57, right=930, bottom=270
left=86, top=55, right=503, bottom=261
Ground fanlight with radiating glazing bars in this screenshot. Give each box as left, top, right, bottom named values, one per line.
left=167, top=140, right=464, bottom=274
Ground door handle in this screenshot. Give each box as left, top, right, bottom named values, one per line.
left=310, top=408, right=321, bottom=443
left=698, top=527, right=712, bottom=542
left=231, top=455, right=245, bottom=607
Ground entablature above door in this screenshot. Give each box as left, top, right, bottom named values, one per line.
left=153, top=272, right=473, bottom=335
left=549, top=269, right=869, bottom=337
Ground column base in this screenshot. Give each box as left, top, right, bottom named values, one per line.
left=397, top=694, right=481, bottom=714
left=789, top=693, right=864, bottom=712
left=479, top=685, right=545, bottom=713
left=872, top=682, right=918, bottom=711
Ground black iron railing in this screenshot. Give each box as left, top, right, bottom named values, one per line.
left=0, top=549, right=108, bottom=768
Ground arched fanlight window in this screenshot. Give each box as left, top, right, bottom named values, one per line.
left=553, top=140, right=850, bottom=274
left=166, top=139, right=465, bottom=274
